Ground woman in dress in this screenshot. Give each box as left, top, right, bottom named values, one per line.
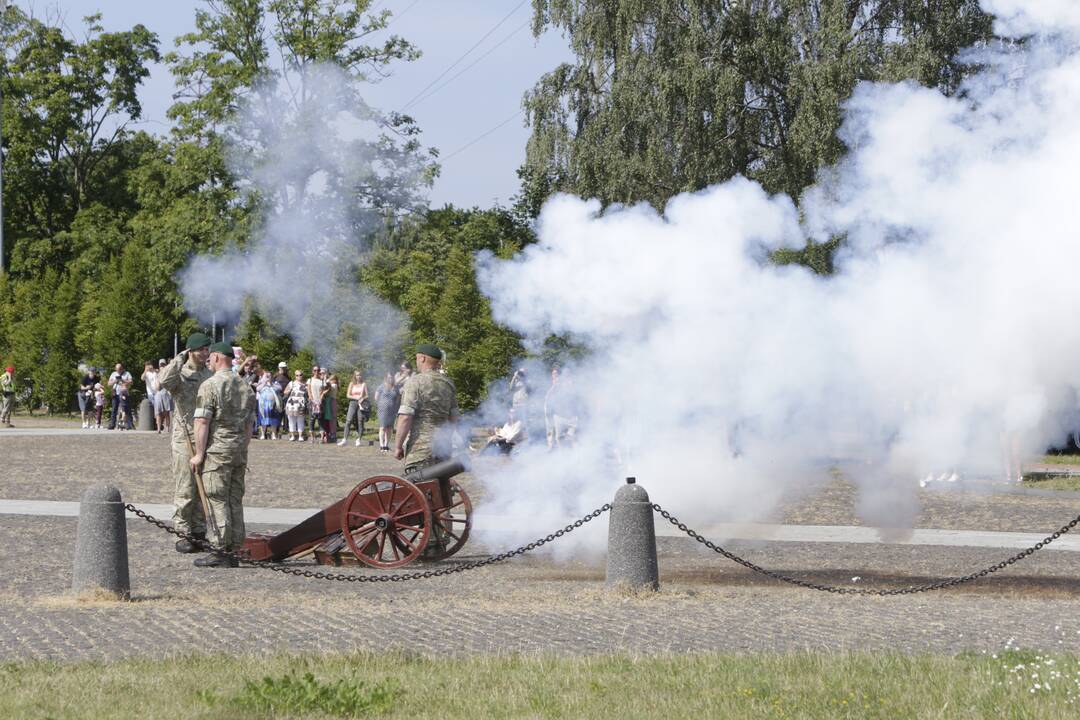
left=153, top=359, right=172, bottom=433
left=339, top=370, right=369, bottom=446
left=374, top=371, right=400, bottom=453
left=283, top=370, right=308, bottom=442
left=140, top=362, right=158, bottom=431
left=256, top=369, right=281, bottom=440
left=323, top=371, right=339, bottom=444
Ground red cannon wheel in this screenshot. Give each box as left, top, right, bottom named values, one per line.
left=426, top=480, right=473, bottom=560
left=341, top=475, right=431, bottom=568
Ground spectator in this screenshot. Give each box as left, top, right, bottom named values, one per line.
left=274, top=361, right=289, bottom=390
left=323, top=371, right=339, bottom=444
left=394, top=361, right=412, bottom=390
left=481, top=408, right=526, bottom=455
left=1, top=366, right=14, bottom=427
left=141, top=361, right=158, bottom=429
left=340, top=370, right=369, bottom=446
left=78, top=367, right=96, bottom=429
left=256, top=369, right=282, bottom=440
left=308, top=364, right=323, bottom=442
left=283, top=369, right=308, bottom=441
left=374, top=371, right=399, bottom=453
left=154, top=359, right=173, bottom=433
left=508, top=367, right=532, bottom=440
left=108, top=363, right=133, bottom=430
left=93, top=382, right=105, bottom=428
left=544, top=365, right=579, bottom=449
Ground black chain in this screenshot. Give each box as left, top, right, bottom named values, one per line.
left=652, top=503, right=1080, bottom=595
left=125, top=502, right=611, bottom=582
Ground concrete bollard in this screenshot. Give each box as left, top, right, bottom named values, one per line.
left=137, top=398, right=155, bottom=431
left=72, top=485, right=130, bottom=600
left=606, top=477, right=660, bottom=591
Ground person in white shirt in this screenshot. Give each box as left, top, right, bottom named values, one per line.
left=482, top=408, right=525, bottom=455
left=108, top=363, right=133, bottom=430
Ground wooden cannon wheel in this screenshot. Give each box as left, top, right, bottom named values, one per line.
left=340, top=475, right=431, bottom=568
left=425, top=479, right=473, bottom=561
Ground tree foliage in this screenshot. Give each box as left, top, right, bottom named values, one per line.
left=518, top=0, right=994, bottom=218
left=0, top=6, right=159, bottom=272
left=363, top=208, right=532, bottom=408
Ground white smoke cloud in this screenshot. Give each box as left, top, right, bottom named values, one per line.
left=473, top=1, right=1080, bottom=549
left=179, top=64, right=428, bottom=366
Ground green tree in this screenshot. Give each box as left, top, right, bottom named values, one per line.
left=5, top=269, right=60, bottom=409
left=518, top=0, right=993, bottom=218
left=363, top=207, right=532, bottom=409
left=41, top=274, right=81, bottom=414
left=91, top=243, right=171, bottom=379
left=431, top=245, right=523, bottom=409
left=0, top=7, right=159, bottom=273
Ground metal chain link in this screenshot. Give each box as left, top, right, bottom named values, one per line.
left=652, top=503, right=1080, bottom=595
left=124, top=502, right=611, bottom=583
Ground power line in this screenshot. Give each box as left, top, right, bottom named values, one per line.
left=442, top=109, right=524, bottom=161
left=400, top=0, right=528, bottom=111
left=406, top=19, right=531, bottom=109
left=385, top=0, right=421, bottom=28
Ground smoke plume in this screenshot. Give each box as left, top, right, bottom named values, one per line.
left=179, top=64, right=429, bottom=366
left=473, top=1, right=1080, bottom=547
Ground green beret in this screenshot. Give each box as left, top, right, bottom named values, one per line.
left=185, top=332, right=212, bottom=350
left=208, top=341, right=234, bottom=358
left=416, top=343, right=443, bottom=360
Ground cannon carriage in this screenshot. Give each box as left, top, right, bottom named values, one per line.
left=241, top=458, right=472, bottom=569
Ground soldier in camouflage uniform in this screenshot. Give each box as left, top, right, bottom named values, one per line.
left=158, top=333, right=213, bottom=553
left=1, top=366, right=15, bottom=427
left=394, top=343, right=459, bottom=474
left=190, top=342, right=257, bottom=568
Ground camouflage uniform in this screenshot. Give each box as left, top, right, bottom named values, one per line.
left=158, top=354, right=213, bottom=535
left=398, top=369, right=459, bottom=473
left=0, top=371, right=14, bottom=426
left=193, top=369, right=257, bottom=550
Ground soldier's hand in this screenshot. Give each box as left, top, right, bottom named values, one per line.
left=394, top=446, right=405, bottom=460
left=189, top=453, right=205, bottom=472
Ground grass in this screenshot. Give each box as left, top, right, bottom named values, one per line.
left=1022, top=476, right=1080, bottom=491
left=3, top=650, right=1080, bottom=719
left=1021, top=456, right=1080, bottom=491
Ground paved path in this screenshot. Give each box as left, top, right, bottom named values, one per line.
left=4, top=498, right=1080, bottom=552
left=5, top=423, right=1080, bottom=662
left=3, top=514, right=1080, bottom=662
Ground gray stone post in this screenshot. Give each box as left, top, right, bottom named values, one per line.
left=606, top=477, right=659, bottom=591
left=72, top=485, right=130, bottom=600
left=137, top=398, right=155, bottom=431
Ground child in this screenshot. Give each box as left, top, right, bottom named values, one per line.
left=93, top=383, right=105, bottom=429
left=117, top=384, right=130, bottom=430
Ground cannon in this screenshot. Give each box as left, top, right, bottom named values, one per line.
left=241, top=458, right=472, bottom=569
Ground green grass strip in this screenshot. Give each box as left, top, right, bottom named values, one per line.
left=3, top=650, right=1080, bottom=718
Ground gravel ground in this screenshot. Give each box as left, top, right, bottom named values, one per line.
left=3, top=423, right=1080, bottom=660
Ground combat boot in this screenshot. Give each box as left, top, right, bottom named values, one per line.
left=194, top=553, right=238, bottom=568
left=175, top=533, right=205, bottom=554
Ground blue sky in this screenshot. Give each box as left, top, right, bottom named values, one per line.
left=38, top=0, right=573, bottom=208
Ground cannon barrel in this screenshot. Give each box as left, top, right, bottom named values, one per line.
left=404, top=456, right=468, bottom=483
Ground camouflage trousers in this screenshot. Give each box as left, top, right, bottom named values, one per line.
left=171, top=440, right=206, bottom=536
left=201, top=460, right=246, bottom=551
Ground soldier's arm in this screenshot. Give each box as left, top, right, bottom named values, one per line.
left=394, top=379, right=418, bottom=460
left=158, top=352, right=187, bottom=393
left=191, top=417, right=210, bottom=469
left=190, top=382, right=217, bottom=469
left=394, top=414, right=413, bottom=460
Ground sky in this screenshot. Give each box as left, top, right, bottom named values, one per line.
left=29, top=0, right=573, bottom=208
